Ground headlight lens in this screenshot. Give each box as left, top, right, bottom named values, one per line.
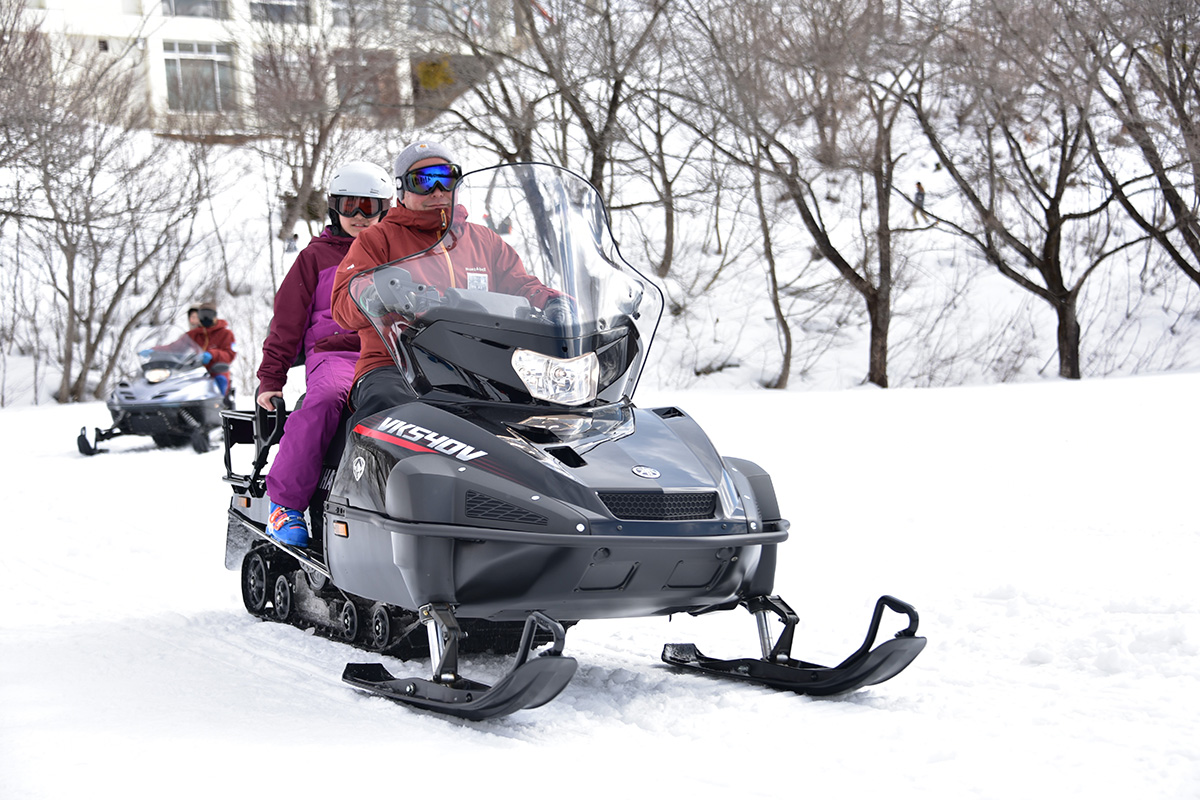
left=144, top=368, right=172, bottom=384
left=512, top=349, right=599, bottom=406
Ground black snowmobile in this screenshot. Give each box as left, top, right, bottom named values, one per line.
left=79, top=336, right=229, bottom=455
left=221, top=162, right=925, bottom=720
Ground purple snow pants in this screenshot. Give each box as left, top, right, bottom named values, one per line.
left=265, top=350, right=357, bottom=511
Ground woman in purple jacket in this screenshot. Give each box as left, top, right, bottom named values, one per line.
left=256, top=161, right=394, bottom=546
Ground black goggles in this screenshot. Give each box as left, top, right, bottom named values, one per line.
left=401, top=164, right=462, bottom=195
left=330, top=195, right=387, bottom=218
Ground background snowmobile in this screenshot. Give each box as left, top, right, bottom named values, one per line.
left=221, top=162, right=925, bottom=720
left=79, top=337, right=229, bottom=455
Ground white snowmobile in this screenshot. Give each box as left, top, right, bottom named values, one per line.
left=79, top=336, right=229, bottom=455
left=221, top=162, right=925, bottom=719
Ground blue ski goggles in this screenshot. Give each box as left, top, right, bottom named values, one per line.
left=400, top=164, right=462, bottom=195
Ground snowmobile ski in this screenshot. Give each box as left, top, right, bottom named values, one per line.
left=342, top=657, right=577, bottom=720
left=343, top=609, right=578, bottom=720
left=77, top=427, right=105, bottom=456
left=662, top=595, right=926, bottom=695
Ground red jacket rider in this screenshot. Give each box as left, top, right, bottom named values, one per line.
left=185, top=303, right=236, bottom=393
left=331, top=202, right=560, bottom=385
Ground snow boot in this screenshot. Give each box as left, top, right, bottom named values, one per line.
left=268, top=501, right=309, bottom=547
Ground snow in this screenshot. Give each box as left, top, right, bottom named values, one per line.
left=2, top=372, right=1199, bottom=798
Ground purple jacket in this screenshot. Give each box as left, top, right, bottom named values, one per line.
left=257, top=227, right=361, bottom=394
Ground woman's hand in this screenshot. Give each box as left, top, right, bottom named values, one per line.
left=257, top=390, right=283, bottom=410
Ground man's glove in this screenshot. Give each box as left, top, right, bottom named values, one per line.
left=357, top=284, right=388, bottom=318
left=542, top=297, right=578, bottom=326
left=201, top=352, right=213, bottom=365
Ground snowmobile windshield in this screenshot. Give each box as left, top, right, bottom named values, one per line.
left=139, top=335, right=204, bottom=365
left=137, top=335, right=206, bottom=381
left=350, top=163, right=664, bottom=407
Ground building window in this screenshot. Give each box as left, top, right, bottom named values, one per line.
left=334, top=49, right=400, bottom=122
left=162, top=0, right=227, bottom=18
left=250, top=0, right=310, bottom=24
left=332, top=0, right=392, bottom=28
left=252, top=52, right=321, bottom=111
left=163, top=41, right=235, bottom=113
left=411, top=0, right=486, bottom=33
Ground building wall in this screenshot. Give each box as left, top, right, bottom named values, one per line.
left=20, top=0, right=481, bottom=129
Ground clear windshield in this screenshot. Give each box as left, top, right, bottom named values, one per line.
left=139, top=335, right=204, bottom=367
left=350, top=163, right=664, bottom=407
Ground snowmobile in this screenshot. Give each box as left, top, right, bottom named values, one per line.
left=221, top=162, right=925, bottom=720
left=78, top=336, right=229, bottom=455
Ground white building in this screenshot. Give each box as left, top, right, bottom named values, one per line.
left=21, top=0, right=502, bottom=129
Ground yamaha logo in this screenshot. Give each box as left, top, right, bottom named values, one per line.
left=352, top=455, right=366, bottom=481
left=632, top=465, right=660, bottom=479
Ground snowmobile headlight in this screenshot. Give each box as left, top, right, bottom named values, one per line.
left=512, top=349, right=599, bottom=406
left=144, top=368, right=172, bottom=384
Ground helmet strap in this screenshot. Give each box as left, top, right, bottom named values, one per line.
left=328, top=209, right=347, bottom=237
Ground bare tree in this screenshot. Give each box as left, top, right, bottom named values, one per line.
left=1053, top=0, right=1200, bottom=285
left=428, top=0, right=667, bottom=196
left=12, top=35, right=212, bottom=402
left=0, top=0, right=51, bottom=176
left=240, top=0, right=409, bottom=241
left=677, top=0, right=929, bottom=387
left=909, top=0, right=1146, bottom=379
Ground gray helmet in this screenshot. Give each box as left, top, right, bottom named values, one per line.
left=393, top=141, right=458, bottom=196
left=327, top=161, right=394, bottom=200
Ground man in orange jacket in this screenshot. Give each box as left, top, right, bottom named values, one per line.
left=185, top=302, right=237, bottom=396
left=331, top=141, right=562, bottom=429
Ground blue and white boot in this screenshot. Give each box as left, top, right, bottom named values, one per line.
left=268, top=501, right=309, bottom=547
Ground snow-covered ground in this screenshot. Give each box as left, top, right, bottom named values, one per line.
left=2, top=373, right=1198, bottom=799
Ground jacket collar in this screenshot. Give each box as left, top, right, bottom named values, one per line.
left=384, top=203, right=468, bottom=232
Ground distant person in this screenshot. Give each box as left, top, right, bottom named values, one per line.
left=330, top=141, right=566, bottom=432
left=913, top=182, right=929, bottom=223
left=185, top=302, right=237, bottom=397
left=285, top=233, right=299, bottom=253
left=256, top=161, right=394, bottom=547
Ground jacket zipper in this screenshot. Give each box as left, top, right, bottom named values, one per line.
left=437, top=208, right=455, bottom=288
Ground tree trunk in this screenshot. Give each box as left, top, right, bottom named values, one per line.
left=1055, top=296, right=1081, bottom=379
left=866, top=292, right=890, bottom=388
left=753, top=165, right=791, bottom=388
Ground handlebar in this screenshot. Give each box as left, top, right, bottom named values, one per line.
left=247, top=396, right=288, bottom=496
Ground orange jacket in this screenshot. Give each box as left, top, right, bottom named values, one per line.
left=185, top=318, right=236, bottom=373
left=331, top=203, right=560, bottom=384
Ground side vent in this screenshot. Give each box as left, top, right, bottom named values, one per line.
left=652, top=407, right=687, bottom=419
left=465, top=490, right=548, bottom=526
left=547, top=446, right=586, bottom=468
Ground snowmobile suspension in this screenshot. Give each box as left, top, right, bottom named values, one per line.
left=747, top=594, right=919, bottom=666
left=420, top=603, right=570, bottom=685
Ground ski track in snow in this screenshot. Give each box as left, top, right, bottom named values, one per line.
left=3, top=376, right=1200, bottom=798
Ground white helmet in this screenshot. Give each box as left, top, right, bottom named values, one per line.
left=327, top=161, right=395, bottom=200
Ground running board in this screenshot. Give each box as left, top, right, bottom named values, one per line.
left=662, top=594, right=926, bottom=696
left=343, top=609, right=578, bottom=720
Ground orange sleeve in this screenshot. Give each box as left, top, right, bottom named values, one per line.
left=331, top=236, right=382, bottom=333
